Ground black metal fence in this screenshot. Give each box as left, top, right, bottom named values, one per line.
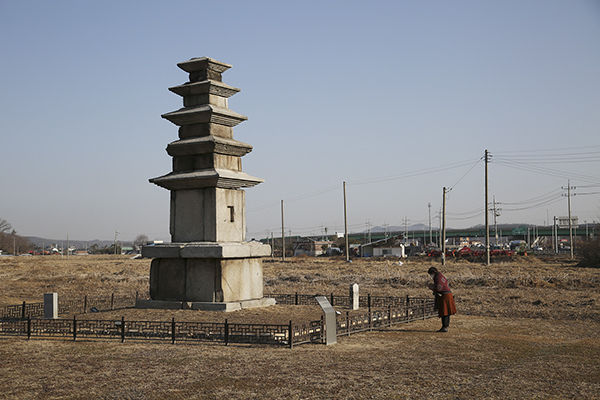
left=0, top=294, right=437, bottom=347
left=267, top=292, right=430, bottom=310
left=0, top=293, right=142, bottom=320
left=0, top=316, right=303, bottom=347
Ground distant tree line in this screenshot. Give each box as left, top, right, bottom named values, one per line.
left=87, top=243, right=123, bottom=254
left=0, top=218, right=33, bottom=254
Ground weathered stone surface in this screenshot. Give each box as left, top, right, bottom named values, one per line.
left=142, top=241, right=271, bottom=259
left=143, top=57, right=270, bottom=310
left=350, top=283, right=359, bottom=310
left=150, top=169, right=263, bottom=190
left=316, top=296, right=337, bottom=345
left=178, top=123, right=233, bottom=139
left=44, top=293, right=58, bottom=319
left=166, top=136, right=252, bottom=157
left=173, top=154, right=242, bottom=173
left=148, top=257, right=266, bottom=303
left=169, top=80, right=240, bottom=98
left=161, top=105, right=247, bottom=127
left=177, top=57, right=232, bottom=74
left=167, top=188, right=246, bottom=242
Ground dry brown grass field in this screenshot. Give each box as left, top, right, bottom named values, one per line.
left=0, top=255, right=598, bottom=399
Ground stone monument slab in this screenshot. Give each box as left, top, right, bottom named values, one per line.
left=316, top=296, right=337, bottom=345
left=44, top=293, right=58, bottom=319
left=350, top=283, right=359, bottom=310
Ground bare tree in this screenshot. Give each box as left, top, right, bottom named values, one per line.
left=0, top=219, right=12, bottom=234
left=134, top=234, right=149, bottom=249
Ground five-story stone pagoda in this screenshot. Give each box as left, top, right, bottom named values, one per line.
left=140, top=57, right=273, bottom=311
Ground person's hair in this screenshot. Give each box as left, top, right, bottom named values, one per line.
left=427, top=266, right=438, bottom=275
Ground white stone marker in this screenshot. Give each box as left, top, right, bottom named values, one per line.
left=44, top=293, right=58, bottom=319
left=315, top=296, right=337, bottom=345
left=350, top=283, right=359, bottom=310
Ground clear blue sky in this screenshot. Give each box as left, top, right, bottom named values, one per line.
left=1, top=1, right=599, bottom=241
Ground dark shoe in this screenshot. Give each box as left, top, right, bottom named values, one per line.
left=438, top=327, right=448, bottom=332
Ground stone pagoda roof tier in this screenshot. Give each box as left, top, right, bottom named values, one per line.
left=168, top=80, right=240, bottom=98
left=177, top=57, right=232, bottom=74
left=149, top=168, right=263, bottom=190
left=166, top=136, right=252, bottom=157
left=161, top=105, right=247, bottom=127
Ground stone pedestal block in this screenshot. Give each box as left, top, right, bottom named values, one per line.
left=170, top=188, right=246, bottom=242
left=149, top=257, right=264, bottom=302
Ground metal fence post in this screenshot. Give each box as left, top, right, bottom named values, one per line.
left=27, top=316, right=31, bottom=340
left=368, top=294, right=371, bottom=314
left=330, top=292, right=334, bottom=307
left=83, top=295, right=88, bottom=314
left=224, top=319, right=229, bottom=346
left=171, top=317, right=176, bottom=344
left=110, top=293, right=115, bottom=310
left=121, top=316, right=125, bottom=343
left=73, top=315, right=77, bottom=341
left=406, top=295, right=410, bottom=306
left=346, top=311, right=350, bottom=336
left=295, top=292, right=298, bottom=305
left=135, top=291, right=139, bottom=302
left=288, top=320, right=293, bottom=349
left=388, top=305, right=392, bottom=327
left=21, top=301, right=26, bottom=320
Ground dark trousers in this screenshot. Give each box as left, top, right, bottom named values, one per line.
left=442, top=315, right=450, bottom=328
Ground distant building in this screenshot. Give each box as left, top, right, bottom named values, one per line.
left=293, top=238, right=332, bottom=257
left=360, top=236, right=406, bottom=258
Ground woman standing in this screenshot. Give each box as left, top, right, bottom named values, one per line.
left=427, top=266, right=457, bottom=332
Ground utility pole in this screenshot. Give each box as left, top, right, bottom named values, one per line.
left=281, top=200, right=285, bottom=262
left=562, top=181, right=575, bottom=260
left=484, top=149, right=490, bottom=266
left=552, top=216, right=556, bottom=253
left=343, top=181, right=349, bottom=262
left=568, top=180, right=574, bottom=260
left=438, top=209, right=442, bottom=248
left=428, top=202, right=432, bottom=246
left=555, top=216, right=559, bottom=254
left=441, top=187, right=447, bottom=266
left=270, top=232, right=274, bottom=259
left=114, top=231, right=119, bottom=255
left=492, top=196, right=501, bottom=245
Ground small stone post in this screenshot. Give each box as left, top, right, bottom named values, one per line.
left=350, top=283, right=359, bottom=310
left=43, top=293, right=58, bottom=319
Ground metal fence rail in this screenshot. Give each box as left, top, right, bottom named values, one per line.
left=267, top=292, right=432, bottom=310
left=0, top=294, right=438, bottom=347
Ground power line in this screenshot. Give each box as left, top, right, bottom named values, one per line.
left=493, top=144, right=600, bottom=154
left=448, top=158, right=483, bottom=190
left=495, top=160, right=600, bottom=184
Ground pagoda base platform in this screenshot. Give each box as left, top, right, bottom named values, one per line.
left=135, top=297, right=276, bottom=312
left=141, top=242, right=272, bottom=307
